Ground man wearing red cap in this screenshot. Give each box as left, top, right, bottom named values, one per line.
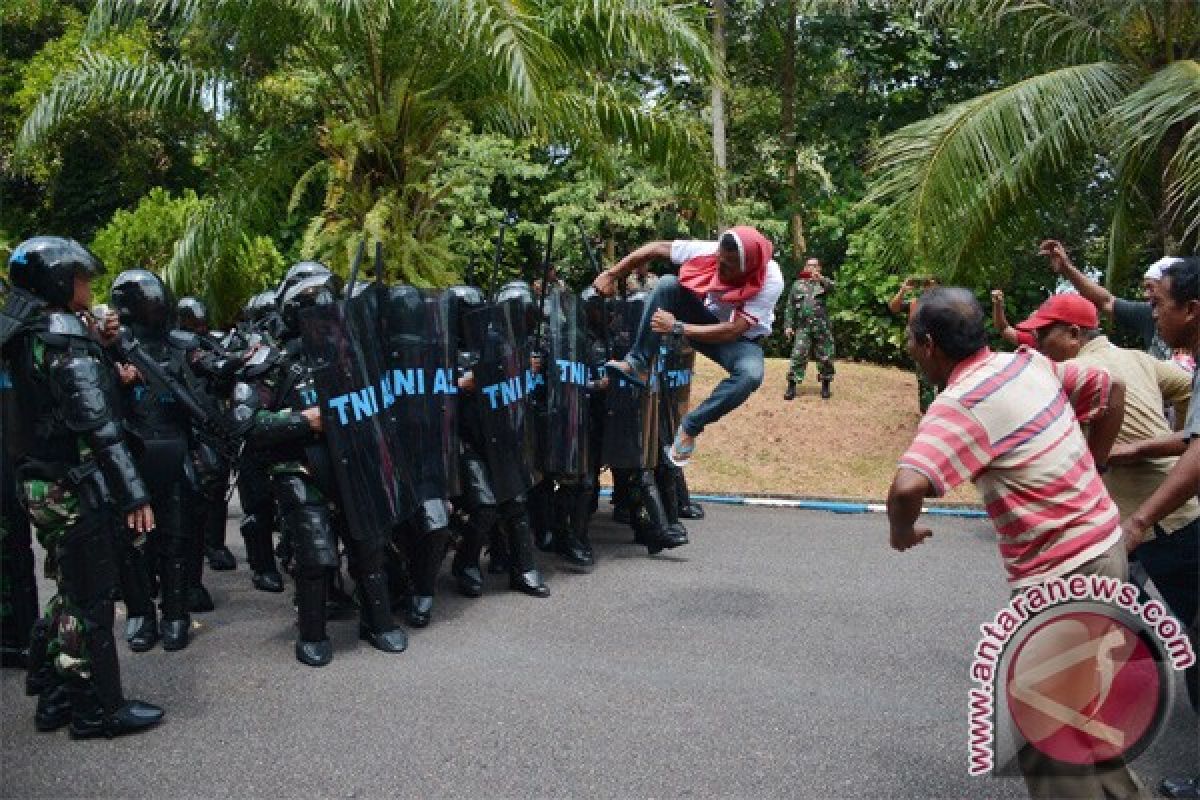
left=593, top=227, right=784, bottom=465
left=1017, top=292, right=1199, bottom=767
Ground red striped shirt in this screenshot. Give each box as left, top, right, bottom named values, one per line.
left=899, top=347, right=1121, bottom=588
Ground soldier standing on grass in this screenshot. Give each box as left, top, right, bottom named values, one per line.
left=783, top=257, right=835, bottom=400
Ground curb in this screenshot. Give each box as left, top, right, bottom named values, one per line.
left=597, top=488, right=988, bottom=519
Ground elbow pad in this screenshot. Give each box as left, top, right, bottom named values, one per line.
left=50, top=353, right=112, bottom=433
left=95, top=440, right=150, bottom=512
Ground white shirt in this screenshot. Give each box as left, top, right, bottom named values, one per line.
left=670, top=240, right=784, bottom=339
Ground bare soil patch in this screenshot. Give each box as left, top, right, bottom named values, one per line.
left=669, top=357, right=979, bottom=504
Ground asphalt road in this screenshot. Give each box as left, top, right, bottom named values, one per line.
left=2, top=502, right=1196, bottom=799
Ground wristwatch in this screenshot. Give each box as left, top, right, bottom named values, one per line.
left=671, top=321, right=685, bottom=336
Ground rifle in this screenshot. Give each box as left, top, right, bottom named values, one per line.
left=112, top=328, right=249, bottom=461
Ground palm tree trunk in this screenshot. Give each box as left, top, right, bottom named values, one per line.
left=711, top=0, right=728, bottom=231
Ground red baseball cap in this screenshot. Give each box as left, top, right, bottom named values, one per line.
left=1016, top=293, right=1099, bottom=331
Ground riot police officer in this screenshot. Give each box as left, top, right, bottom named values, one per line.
left=232, top=268, right=407, bottom=666
left=110, top=270, right=199, bottom=652
left=229, top=291, right=285, bottom=594
left=2, top=236, right=162, bottom=737
left=176, top=296, right=240, bottom=577
left=450, top=283, right=549, bottom=600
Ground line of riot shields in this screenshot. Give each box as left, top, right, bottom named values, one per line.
left=297, top=278, right=696, bottom=551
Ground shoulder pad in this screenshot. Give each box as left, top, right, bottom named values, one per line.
left=34, top=312, right=91, bottom=347
left=43, top=312, right=89, bottom=338
left=168, top=330, right=201, bottom=351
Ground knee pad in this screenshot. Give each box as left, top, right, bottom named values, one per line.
left=287, top=506, right=339, bottom=570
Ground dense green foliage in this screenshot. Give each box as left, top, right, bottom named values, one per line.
left=3, top=0, right=1195, bottom=346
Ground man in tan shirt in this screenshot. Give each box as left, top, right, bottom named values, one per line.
left=1017, top=294, right=1199, bottom=668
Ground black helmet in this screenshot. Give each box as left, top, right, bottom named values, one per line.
left=177, top=296, right=208, bottom=333
left=7, top=236, right=104, bottom=308
left=243, top=290, right=277, bottom=322
left=111, top=269, right=173, bottom=337
left=280, top=273, right=342, bottom=334
left=445, top=284, right=485, bottom=313
left=496, top=280, right=537, bottom=330
left=278, top=261, right=331, bottom=300
left=579, top=286, right=606, bottom=331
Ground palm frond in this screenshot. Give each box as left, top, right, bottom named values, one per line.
left=864, top=61, right=1135, bottom=274
left=1165, top=120, right=1200, bottom=245
left=423, top=0, right=558, bottom=109
left=166, top=135, right=321, bottom=293
left=1109, top=60, right=1200, bottom=244
left=922, top=0, right=1142, bottom=64
left=540, top=0, right=714, bottom=79
left=15, top=53, right=214, bottom=162
left=534, top=84, right=717, bottom=210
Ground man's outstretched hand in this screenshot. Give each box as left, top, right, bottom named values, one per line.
left=890, top=526, right=933, bottom=552
left=593, top=269, right=619, bottom=297
left=1038, top=240, right=1071, bottom=274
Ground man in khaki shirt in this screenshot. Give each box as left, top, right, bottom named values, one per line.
left=1018, top=294, right=1199, bottom=659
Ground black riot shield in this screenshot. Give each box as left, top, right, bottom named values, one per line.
left=657, top=335, right=695, bottom=452
left=300, top=297, right=414, bottom=542
left=463, top=301, right=538, bottom=503
left=538, top=288, right=590, bottom=477
left=382, top=286, right=461, bottom=508
left=601, top=294, right=659, bottom=470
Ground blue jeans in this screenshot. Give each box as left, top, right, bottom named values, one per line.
left=626, top=275, right=765, bottom=438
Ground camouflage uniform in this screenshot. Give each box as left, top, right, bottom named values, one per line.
left=783, top=276, right=835, bottom=384
left=1, top=367, right=39, bottom=667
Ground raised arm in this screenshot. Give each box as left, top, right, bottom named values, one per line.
left=593, top=241, right=673, bottom=296
left=990, top=290, right=1022, bottom=346
left=888, top=278, right=915, bottom=315
left=1039, top=240, right=1115, bottom=317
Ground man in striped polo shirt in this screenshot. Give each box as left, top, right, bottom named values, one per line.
left=886, top=288, right=1142, bottom=799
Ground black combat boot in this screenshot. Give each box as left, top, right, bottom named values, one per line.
left=67, top=683, right=163, bottom=740
left=188, top=585, right=215, bottom=613
left=632, top=473, right=687, bottom=554
left=24, top=617, right=54, bottom=697
left=34, top=683, right=71, bottom=732
left=504, top=513, right=549, bottom=598
left=656, top=464, right=690, bottom=546
left=450, top=526, right=485, bottom=598
left=356, top=572, right=407, bottom=653
left=118, top=544, right=158, bottom=652
left=486, top=525, right=509, bottom=575
left=820, top=377, right=831, bottom=400
left=242, top=516, right=284, bottom=593
left=69, top=627, right=163, bottom=739
left=555, top=485, right=594, bottom=569
left=675, top=469, right=704, bottom=520
left=159, top=557, right=191, bottom=652
left=294, top=572, right=332, bottom=667
left=784, top=378, right=796, bottom=401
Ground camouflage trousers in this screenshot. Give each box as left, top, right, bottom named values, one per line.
left=19, top=479, right=93, bottom=680
left=788, top=311, right=835, bottom=383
